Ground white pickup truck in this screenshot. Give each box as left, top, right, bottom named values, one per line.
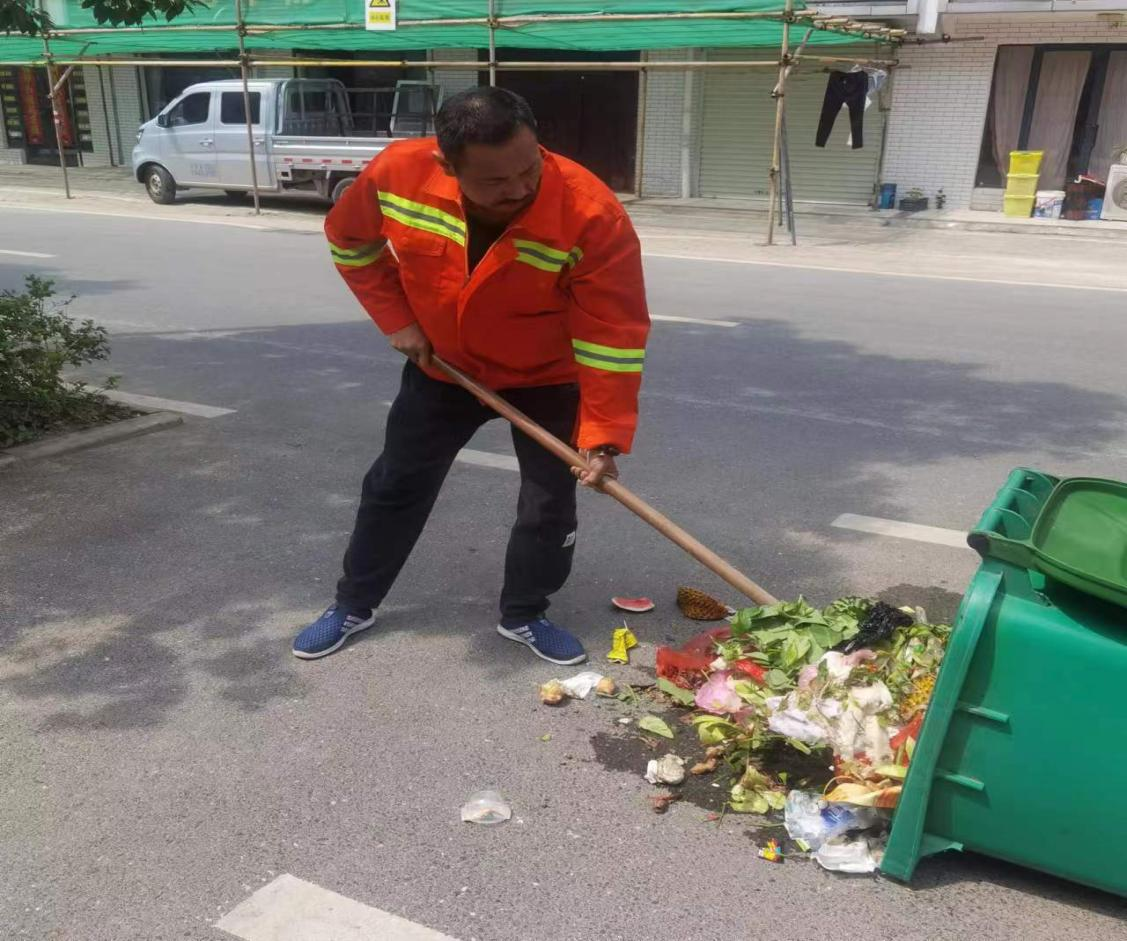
left=131, top=78, right=438, bottom=205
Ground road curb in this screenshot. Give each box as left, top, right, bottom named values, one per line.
left=0, top=411, right=183, bottom=469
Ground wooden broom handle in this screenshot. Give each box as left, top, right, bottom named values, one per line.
left=432, top=355, right=778, bottom=607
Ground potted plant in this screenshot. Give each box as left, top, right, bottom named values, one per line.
left=899, top=188, right=929, bottom=212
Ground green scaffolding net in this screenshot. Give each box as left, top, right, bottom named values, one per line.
left=1, top=0, right=875, bottom=63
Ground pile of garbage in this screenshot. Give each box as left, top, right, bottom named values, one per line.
left=653, top=592, right=951, bottom=870
left=524, top=591, right=951, bottom=871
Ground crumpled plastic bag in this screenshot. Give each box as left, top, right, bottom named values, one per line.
left=460, top=790, right=512, bottom=825
left=765, top=679, right=893, bottom=762
left=765, top=693, right=842, bottom=745
left=814, top=835, right=883, bottom=873
left=558, top=671, right=607, bottom=700
left=831, top=682, right=894, bottom=762
left=784, top=790, right=881, bottom=851
left=798, top=649, right=877, bottom=690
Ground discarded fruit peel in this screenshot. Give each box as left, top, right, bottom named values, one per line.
left=677, top=586, right=731, bottom=621
left=612, top=596, right=655, bottom=613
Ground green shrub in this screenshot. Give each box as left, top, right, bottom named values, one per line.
left=0, top=276, right=125, bottom=448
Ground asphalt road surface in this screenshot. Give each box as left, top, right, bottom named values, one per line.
left=2, top=205, right=1126, bottom=940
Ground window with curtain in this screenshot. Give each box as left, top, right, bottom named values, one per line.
left=1027, top=51, right=1092, bottom=188
left=1091, top=51, right=1127, bottom=182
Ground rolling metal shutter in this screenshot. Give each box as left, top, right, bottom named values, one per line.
left=698, top=47, right=887, bottom=204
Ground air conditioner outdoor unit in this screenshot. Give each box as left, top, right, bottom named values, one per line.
left=1102, top=164, right=1127, bottom=221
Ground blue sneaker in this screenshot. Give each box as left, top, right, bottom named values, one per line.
left=496, top=616, right=587, bottom=665
left=292, top=604, right=375, bottom=660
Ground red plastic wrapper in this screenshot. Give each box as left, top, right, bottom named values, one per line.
left=656, top=627, right=729, bottom=688
left=731, top=659, right=769, bottom=685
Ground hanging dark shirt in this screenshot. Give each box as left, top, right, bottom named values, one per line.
left=466, top=215, right=507, bottom=272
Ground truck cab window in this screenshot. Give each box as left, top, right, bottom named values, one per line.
left=169, top=92, right=211, bottom=127
left=220, top=92, right=262, bottom=126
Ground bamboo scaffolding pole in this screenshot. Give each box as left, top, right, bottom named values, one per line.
left=487, top=0, right=497, bottom=87
left=41, top=38, right=72, bottom=200
left=43, top=9, right=884, bottom=36
left=234, top=0, right=262, bottom=215
left=18, top=56, right=899, bottom=70
left=765, top=0, right=793, bottom=245
left=634, top=52, right=647, bottom=199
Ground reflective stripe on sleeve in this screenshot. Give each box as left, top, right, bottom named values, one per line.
left=377, top=190, right=466, bottom=247
left=328, top=240, right=386, bottom=268
left=572, top=338, right=645, bottom=374
left=514, top=239, right=583, bottom=273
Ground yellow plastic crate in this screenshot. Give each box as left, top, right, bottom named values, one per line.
left=1005, top=173, right=1040, bottom=197
left=1009, top=151, right=1044, bottom=175
left=1003, top=195, right=1035, bottom=218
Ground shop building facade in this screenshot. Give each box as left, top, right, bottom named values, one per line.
left=881, top=10, right=1127, bottom=212
left=7, top=8, right=1123, bottom=217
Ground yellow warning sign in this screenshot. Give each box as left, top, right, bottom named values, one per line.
left=365, top=0, right=396, bottom=31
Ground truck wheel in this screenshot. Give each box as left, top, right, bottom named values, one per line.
left=144, top=165, right=176, bottom=205
left=330, top=176, right=356, bottom=205
left=223, top=189, right=249, bottom=203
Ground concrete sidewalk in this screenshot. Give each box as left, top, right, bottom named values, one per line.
left=6, top=163, right=1127, bottom=295
left=5, top=162, right=1127, bottom=242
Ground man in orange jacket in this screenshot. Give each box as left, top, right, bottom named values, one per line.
left=293, top=87, right=650, bottom=665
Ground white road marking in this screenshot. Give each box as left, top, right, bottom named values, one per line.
left=0, top=248, right=55, bottom=258
left=643, top=252, right=1127, bottom=295
left=651, top=313, right=738, bottom=327
left=832, top=513, right=970, bottom=549
left=456, top=448, right=519, bottom=471
left=99, top=388, right=236, bottom=418
left=216, top=874, right=460, bottom=941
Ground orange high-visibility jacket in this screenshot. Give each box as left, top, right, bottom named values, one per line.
left=324, top=138, right=650, bottom=453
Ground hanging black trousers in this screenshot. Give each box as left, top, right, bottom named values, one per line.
left=336, top=362, right=580, bottom=622
left=815, top=70, right=868, bottom=149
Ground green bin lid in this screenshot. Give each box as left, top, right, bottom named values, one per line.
left=968, top=469, right=1127, bottom=610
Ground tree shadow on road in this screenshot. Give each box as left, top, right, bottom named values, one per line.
left=3, top=314, right=1127, bottom=916
left=5, top=314, right=1126, bottom=720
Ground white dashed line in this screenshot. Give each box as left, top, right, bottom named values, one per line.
left=99, top=389, right=236, bottom=418
left=456, top=448, right=519, bottom=471
left=1, top=203, right=274, bottom=230
left=216, top=874, right=460, bottom=941
left=0, top=248, right=55, bottom=258
left=651, top=314, right=738, bottom=327
left=831, top=513, right=970, bottom=549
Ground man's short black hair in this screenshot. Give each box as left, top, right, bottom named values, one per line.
left=435, top=86, right=538, bottom=164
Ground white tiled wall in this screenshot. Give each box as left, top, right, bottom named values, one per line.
left=882, top=13, right=1125, bottom=209
left=640, top=48, right=697, bottom=197
left=429, top=48, right=479, bottom=102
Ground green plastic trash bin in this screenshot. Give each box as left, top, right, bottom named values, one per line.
left=882, top=467, right=1127, bottom=897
